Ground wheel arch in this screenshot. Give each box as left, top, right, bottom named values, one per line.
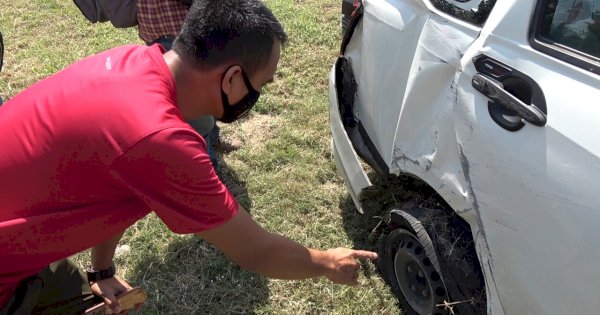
left=360, top=172, right=489, bottom=311
left=370, top=173, right=488, bottom=314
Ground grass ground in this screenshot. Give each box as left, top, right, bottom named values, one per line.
left=0, top=0, right=401, bottom=313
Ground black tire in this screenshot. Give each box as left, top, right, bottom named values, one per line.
left=378, top=204, right=486, bottom=315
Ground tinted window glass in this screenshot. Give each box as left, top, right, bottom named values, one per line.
left=430, top=0, right=496, bottom=25
left=540, top=0, right=600, bottom=58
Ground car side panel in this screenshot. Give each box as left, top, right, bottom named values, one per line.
left=454, top=0, right=600, bottom=314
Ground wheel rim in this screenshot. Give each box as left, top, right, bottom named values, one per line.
left=392, top=229, right=441, bottom=314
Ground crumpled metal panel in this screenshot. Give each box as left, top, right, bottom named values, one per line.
left=345, top=0, right=428, bottom=168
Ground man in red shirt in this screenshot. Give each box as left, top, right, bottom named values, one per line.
left=0, top=0, right=376, bottom=313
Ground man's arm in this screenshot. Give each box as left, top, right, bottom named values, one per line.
left=197, top=206, right=377, bottom=285
left=91, top=231, right=125, bottom=270
left=90, top=231, right=134, bottom=314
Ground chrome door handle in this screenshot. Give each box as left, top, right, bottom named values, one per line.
left=472, top=73, right=547, bottom=126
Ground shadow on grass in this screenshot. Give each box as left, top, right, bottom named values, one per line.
left=336, top=172, right=390, bottom=288
left=339, top=173, right=408, bottom=296
left=337, top=195, right=378, bottom=286
left=339, top=173, right=435, bottom=255
left=128, top=161, right=269, bottom=314
left=338, top=173, right=398, bottom=254
left=129, top=237, right=269, bottom=314
left=217, top=158, right=252, bottom=208
left=338, top=173, right=428, bottom=284
left=337, top=174, right=405, bottom=312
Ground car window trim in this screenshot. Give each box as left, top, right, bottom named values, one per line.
left=529, top=0, right=600, bottom=75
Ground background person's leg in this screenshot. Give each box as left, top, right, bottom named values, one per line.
left=149, top=36, right=175, bottom=51
left=212, top=124, right=242, bottom=153
left=187, top=115, right=220, bottom=171
left=188, top=117, right=245, bottom=196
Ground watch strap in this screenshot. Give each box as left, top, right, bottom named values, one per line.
left=85, top=264, right=116, bottom=282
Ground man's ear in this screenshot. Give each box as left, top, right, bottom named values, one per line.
left=221, top=65, right=242, bottom=97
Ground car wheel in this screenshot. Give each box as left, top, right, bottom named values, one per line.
left=378, top=205, right=486, bottom=315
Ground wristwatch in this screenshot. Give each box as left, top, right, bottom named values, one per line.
left=85, top=264, right=116, bottom=282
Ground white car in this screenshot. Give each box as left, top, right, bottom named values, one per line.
left=329, top=0, right=600, bottom=314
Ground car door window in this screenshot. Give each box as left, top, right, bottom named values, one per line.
left=430, top=0, right=497, bottom=25
left=541, top=0, right=600, bottom=58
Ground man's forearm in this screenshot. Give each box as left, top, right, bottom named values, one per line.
left=198, top=206, right=376, bottom=285
left=91, top=231, right=125, bottom=270
left=240, top=232, right=332, bottom=280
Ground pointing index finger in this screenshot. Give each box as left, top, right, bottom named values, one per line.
left=352, top=250, right=378, bottom=260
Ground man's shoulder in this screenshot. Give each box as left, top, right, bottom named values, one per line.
left=23, top=44, right=178, bottom=151
left=78, top=44, right=164, bottom=73
left=72, top=44, right=174, bottom=112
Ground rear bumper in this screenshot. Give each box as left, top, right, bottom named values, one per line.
left=328, top=63, right=371, bottom=213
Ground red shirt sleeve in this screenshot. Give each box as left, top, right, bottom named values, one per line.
left=109, top=127, right=238, bottom=234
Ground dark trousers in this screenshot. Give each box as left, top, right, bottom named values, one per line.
left=0, top=259, right=102, bottom=315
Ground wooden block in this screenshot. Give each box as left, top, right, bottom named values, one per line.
left=83, top=287, right=147, bottom=314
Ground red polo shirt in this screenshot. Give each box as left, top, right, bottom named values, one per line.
left=0, top=44, right=238, bottom=306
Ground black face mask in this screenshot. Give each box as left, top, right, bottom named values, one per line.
left=218, top=67, right=261, bottom=123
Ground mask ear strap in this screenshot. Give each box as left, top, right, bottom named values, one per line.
left=240, top=69, right=259, bottom=94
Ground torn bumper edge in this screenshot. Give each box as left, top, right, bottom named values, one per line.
left=328, top=63, right=372, bottom=213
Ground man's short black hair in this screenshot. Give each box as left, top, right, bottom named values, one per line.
left=173, top=0, right=288, bottom=75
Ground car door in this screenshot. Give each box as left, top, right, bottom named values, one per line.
left=452, top=0, right=600, bottom=314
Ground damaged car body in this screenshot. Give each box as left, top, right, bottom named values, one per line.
left=329, top=0, right=600, bottom=314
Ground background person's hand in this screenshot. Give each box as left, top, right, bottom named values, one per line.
left=90, top=276, right=133, bottom=314
left=588, top=19, right=600, bottom=39
left=323, top=248, right=378, bottom=285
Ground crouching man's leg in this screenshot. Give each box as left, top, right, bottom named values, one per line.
left=1, top=259, right=102, bottom=315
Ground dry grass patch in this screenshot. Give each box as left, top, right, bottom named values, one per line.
left=226, top=113, right=281, bottom=153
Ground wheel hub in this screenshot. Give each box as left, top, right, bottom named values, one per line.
left=393, top=231, right=437, bottom=314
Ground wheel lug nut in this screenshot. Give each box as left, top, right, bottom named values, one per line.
left=407, top=266, right=413, bottom=273
left=411, top=285, right=417, bottom=292
left=418, top=271, right=424, bottom=278
left=422, top=290, right=428, bottom=297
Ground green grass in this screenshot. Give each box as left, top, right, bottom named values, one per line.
left=0, top=0, right=401, bottom=313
